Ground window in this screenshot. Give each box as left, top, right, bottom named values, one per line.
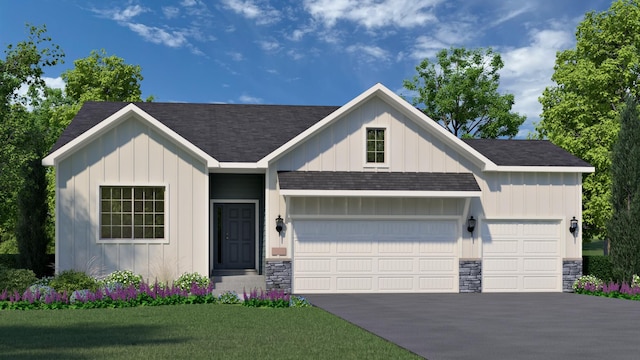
left=100, top=186, right=165, bottom=239
left=366, top=128, right=385, bottom=163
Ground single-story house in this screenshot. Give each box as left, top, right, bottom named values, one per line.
left=43, top=83, right=593, bottom=293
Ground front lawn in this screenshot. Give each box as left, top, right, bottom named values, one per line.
left=0, top=304, right=421, bottom=359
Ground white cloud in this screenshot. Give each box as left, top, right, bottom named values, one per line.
left=181, top=0, right=197, bottom=6
left=303, top=0, right=441, bottom=29
left=489, top=4, right=533, bottom=28
left=91, top=5, right=147, bottom=22
left=221, top=0, right=281, bottom=25
left=227, top=51, right=244, bottom=61
left=410, top=36, right=448, bottom=60
left=44, top=76, right=65, bottom=90
left=162, top=6, right=180, bottom=19
left=346, top=44, right=390, bottom=62
left=258, top=40, right=280, bottom=51
left=498, top=26, right=576, bottom=135
left=287, top=49, right=304, bottom=60
left=126, top=23, right=188, bottom=48
left=239, top=94, right=263, bottom=103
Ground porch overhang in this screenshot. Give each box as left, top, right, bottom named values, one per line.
left=277, top=171, right=482, bottom=198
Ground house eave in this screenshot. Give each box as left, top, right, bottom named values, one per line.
left=280, top=189, right=482, bottom=198
left=482, top=166, right=595, bottom=173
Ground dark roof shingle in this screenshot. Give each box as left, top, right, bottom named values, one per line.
left=462, top=139, right=592, bottom=167
left=50, top=101, right=339, bottom=162
left=278, top=171, right=481, bottom=192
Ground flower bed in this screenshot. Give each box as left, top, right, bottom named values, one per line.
left=0, top=269, right=310, bottom=310
left=573, top=274, right=640, bottom=301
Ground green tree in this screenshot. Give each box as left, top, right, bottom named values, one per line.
left=0, top=24, right=64, bottom=244
left=608, top=96, right=640, bottom=283
left=403, top=47, right=525, bottom=138
left=63, top=49, right=151, bottom=103
left=537, top=0, right=640, bottom=240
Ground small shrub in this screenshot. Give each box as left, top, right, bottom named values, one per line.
left=0, top=266, right=38, bottom=292
left=218, top=291, right=240, bottom=304
left=27, top=284, right=54, bottom=301
left=573, top=274, right=603, bottom=292
left=100, top=270, right=143, bottom=289
left=174, top=272, right=210, bottom=291
left=69, top=289, right=91, bottom=303
left=50, top=270, right=98, bottom=294
left=632, top=274, right=640, bottom=288
left=583, top=256, right=613, bottom=281
left=290, top=295, right=311, bottom=308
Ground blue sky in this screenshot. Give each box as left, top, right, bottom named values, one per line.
left=1, top=0, right=612, bottom=137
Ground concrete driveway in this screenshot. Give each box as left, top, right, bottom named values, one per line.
left=303, top=293, right=639, bottom=360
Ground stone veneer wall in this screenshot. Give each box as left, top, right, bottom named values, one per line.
left=459, top=259, right=482, bottom=293
left=563, top=259, right=582, bottom=293
left=265, top=260, right=292, bottom=293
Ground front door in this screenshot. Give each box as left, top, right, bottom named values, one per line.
left=213, top=203, right=256, bottom=269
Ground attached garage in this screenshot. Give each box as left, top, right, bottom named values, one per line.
left=482, top=220, right=562, bottom=292
left=292, top=219, right=459, bottom=293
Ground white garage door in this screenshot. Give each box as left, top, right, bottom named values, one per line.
left=292, top=219, right=459, bottom=293
left=482, top=220, right=562, bottom=292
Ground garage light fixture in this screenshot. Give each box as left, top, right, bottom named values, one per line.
left=467, top=216, right=476, bottom=234
left=275, top=215, right=284, bottom=235
left=569, top=216, right=578, bottom=234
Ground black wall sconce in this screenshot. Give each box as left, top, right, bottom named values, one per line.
left=275, top=215, right=284, bottom=234
left=569, top=216, right=578, bottom=234
left=467, top=216, right=476, bottom=233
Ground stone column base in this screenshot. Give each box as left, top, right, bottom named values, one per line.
left=459, top=259, right=482, bottom=293
left=265, top=260, right=292, bottom=293
left=563, top=259, right=582, bottom=292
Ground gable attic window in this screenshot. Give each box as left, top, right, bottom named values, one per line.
left=366, top=128, right=386, bottom=163
left=100, top=186, right=165, bottom=240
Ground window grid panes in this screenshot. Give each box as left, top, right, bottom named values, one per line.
left=366, top=128, right=385, bottom=163
left=100, top=186, right=165, bottom=239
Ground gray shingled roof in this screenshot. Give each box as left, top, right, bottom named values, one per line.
left=278, top=171, right=481, bottom=192
left=52, top=101, right=592, bottom=168
left=463, top=139, right=592, bottom=167
left=50, top=101, right=340, bottom=162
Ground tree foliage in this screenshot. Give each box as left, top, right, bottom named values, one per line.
left=403, top=47, right=525, bottom=138
left=0, top=24, right=64, bottom=233
left=63, top=49, right=151, bottom=103
left=608, top=96, right=640, bottom=283
left=537, top=0, right=640, bottom=239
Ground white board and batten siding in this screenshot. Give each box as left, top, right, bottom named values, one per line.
left=56, top=116, right=209, bottom=280
left=293, top=219, right=459, bottom=293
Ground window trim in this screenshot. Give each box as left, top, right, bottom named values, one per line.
left=363, top=125, right=389, bottom=168
left=97, top=184, right=169, bottom=244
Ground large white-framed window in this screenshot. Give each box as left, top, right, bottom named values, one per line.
left=99, top=186, right=166, bottom=241
left=365, top=127, right=388, bottom=166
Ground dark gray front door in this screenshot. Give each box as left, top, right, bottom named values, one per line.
left=214, top=203, right=255, bottom=269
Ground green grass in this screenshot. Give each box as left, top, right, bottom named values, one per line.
left=583, top=239, right=605, bottom=256
left=0, top=304, right=421, bottom=359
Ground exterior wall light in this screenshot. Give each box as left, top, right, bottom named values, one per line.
left=467, top=216, right=476, bottom=233
left=275, top=215, right=284, bottom=234
left=569, top=216, right=578, bottom=234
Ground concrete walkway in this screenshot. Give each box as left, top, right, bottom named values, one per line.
left=303, top=293, right=640, bottom=360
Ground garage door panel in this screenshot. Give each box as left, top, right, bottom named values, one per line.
left=483, top=221, right=561, bottom=292
left=419, top=258, right=455, bottom=272
left=378, top=258, right=414, bottom=272
left=484, top=258, right=519, bottom=272
left=293, top=220, right=459, bottom=293
left=295, top=258, right=331, bottom=272
left=379, top=277, right=413, bottom=291
left=484, top=276, right=519, bottom=291
left=523, top=239, right=558, bottom=254
left=296, top=240, right=331, bottom=254
left=378, top=241, right=414, bottom=253
left=336, top=258, right=372, bottom=272
left=522, top=258, right=558, bottom=272
left=523, top=276, right=560, bottom=290
left=483, top=240, right=518, bottom=254
left=295, top=277, right=331, bottom=292
left=337, top=277, right=373, bottom=291
left=418, top=276, right=456, bottom=291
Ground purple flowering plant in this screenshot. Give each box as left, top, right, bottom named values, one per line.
left=573, top=274, right=640, bottom=301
